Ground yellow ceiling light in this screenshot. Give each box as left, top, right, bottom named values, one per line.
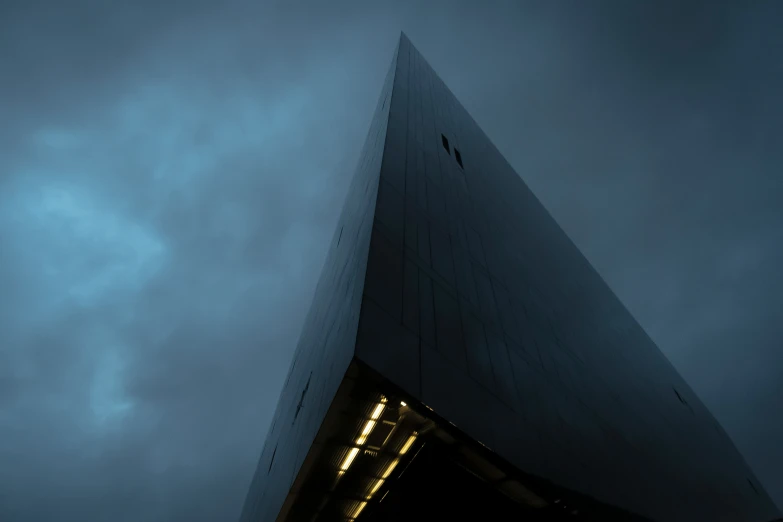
left=369, top=449, right=408, bottom=499
left=381, top=458, right=399, bottom=479
left=368, top=458, right=399, bottom=497
left=400, top=401, right=407, bottom=406
left=369, top=478, right=385, bottom=497
left=356, top=420, right=376, bottom=445
left=366, top=458, right=400, bottom=498
left=355, top=400, right=386, bottom=445
left=370, top=402, right=385, bottom=420
left=366, top=433, right=417, bottom=497
left=350, top=502, right=367, bottom=520
left=399, top=433, right=417, bottom=455
left=351, top=501, right=368, bottom=519
left=340, top=447, right=360, bottom=472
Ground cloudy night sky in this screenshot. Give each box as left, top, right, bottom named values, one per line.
left=1, top=1, right=781, bottom=520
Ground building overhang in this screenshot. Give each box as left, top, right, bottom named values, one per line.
left=274, top=360, right=650, bottom=522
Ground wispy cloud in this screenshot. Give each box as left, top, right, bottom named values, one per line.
left=0, top=1, right=780, bottom=520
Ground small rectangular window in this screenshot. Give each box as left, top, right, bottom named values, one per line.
left=454, top=148, right=463, bottom=168
left=441, top=134, right=450, bottom=154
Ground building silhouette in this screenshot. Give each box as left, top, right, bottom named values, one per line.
left=239, top=33, right=781, bottom=522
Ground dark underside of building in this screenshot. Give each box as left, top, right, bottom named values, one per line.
left=274, top=362, right=650, bottom=522
left=238, top=33, right=782, bottom=522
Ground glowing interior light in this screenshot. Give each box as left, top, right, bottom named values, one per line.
left=381, top=458, right=399, bottom=478
left=356, top=420, right=376, bottom=445
left=355, top=401, right=386, bottom=445
left=352, top=501, right=368, bottom=518
left=367, top=433, right=415, bottom=496
left=400, top=401, right=407, bottom=406
left=370, top=402, right=385, bottom=420
left=369, top=478, right=385, bottom=496
left=340, top=447, right=360, bottom=471
left=399, top=434, right=417, bottom=455
left=368, top=457, right=399, bottom=497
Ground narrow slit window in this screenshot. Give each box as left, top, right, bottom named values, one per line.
left=441, top=134, right=450, bottom=154
left=293, top=373, right=312, bottom=424
left=454, top=148, right=463, bottom=168
left=268, top=445, right=277, bottom=473
left=673, top=387, right=687, bottom=405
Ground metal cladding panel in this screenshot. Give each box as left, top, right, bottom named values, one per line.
left=354, top=33, right=782, bottom=522
left=237, top=45, right=397, bottom=522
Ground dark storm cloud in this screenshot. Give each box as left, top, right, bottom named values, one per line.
left=1, top=1, right=780, bottom=520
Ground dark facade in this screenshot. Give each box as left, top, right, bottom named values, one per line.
left=239, top=34, right=781, bottom=522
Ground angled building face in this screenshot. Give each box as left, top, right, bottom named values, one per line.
left=239, top=34, right=781, bottom=522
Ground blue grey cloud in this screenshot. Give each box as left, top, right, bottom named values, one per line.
left=1, top=1, right=781, bottom=520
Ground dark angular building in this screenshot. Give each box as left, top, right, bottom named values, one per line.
left=239, top=34, right=781, bottom=522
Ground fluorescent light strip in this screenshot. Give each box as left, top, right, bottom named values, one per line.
left=351, top=501, right=367, bottom=518
left=381, top=458, right=399, bottom=479
left=356, top=420, right=376, bottom=445
left=339, top=398, right=388, bottom=474
left=355, top=400, right=385, bottom=446
left=339, top=447, right=360, bottom=471
left=368, top=458, right=400, bottom=497
left=369, top=478, right=385, bottom=496
left=370, top=402, right=385, bottom=420
left=399, top=433, right=417, bottom=455
left=367, top=433, right=417, bottom=498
